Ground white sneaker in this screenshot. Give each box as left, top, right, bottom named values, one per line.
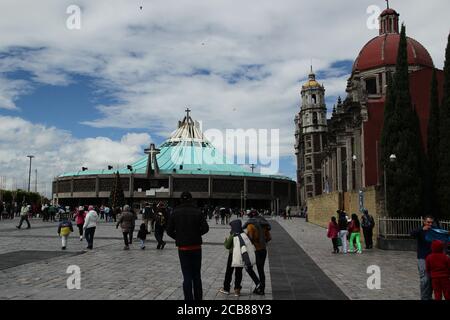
left=219, top=288, right=230, bottom=295
left=80, top=236, right=83, bottom=241
left=357, top=250, right=362, bottom=254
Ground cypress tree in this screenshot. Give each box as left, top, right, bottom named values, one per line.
left=380, top=73, right=397, bottom=167
left=110, top=171, right=125, bottom=210
left=438, top=33, right=450, bottom=219
left=426, top=70, right=440, bottom=217
left=380, top=25, right=424, bottom=217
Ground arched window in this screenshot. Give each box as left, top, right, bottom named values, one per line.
left=312, top=94, right=317, bottom=104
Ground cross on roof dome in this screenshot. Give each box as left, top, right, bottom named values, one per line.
left=167, top=109, right=209, bottom=143
left=144, top=143, right=160, bottom=155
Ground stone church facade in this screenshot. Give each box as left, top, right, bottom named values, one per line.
left=295, top=6, right=444, bottom=207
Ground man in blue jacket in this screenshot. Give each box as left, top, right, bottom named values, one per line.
left=410, top=216, right=434, bottom=300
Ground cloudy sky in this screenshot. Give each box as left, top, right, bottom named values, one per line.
left=0, top=0, right=448, bottom=196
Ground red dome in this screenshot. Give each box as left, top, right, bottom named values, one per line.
left=353, top=34, right=434, bottom=72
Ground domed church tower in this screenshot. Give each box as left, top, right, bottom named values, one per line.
left=319, top=2, right=444, bottom=192
left=295, top=67, right=327, bottom=205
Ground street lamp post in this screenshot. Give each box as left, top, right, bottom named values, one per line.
left=240, top=190, right=243, bottom=211
left=127, top=165, right=133, bottom=206
left=383, top=154, right=397, bottom=215
left=27, top=155, right=34, bottom=192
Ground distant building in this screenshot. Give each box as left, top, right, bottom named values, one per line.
left=54, top=110, right=296, bottom=211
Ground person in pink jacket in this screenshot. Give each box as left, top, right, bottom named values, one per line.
left=327, top=216, right=340, bottom=254
left=74, top=206, right=86, bottom=241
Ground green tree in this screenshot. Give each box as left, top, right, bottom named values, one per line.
left=426, top=70, right=440, bottom=217
left=2, top=190, right=13, bottom=203
left=380, top=73, right=397, bottom=166
left=380, top=25, right=425, bottom=217
left=438, top=33, right=450, bottom=219
left=109, top=171, right=125, bottom=210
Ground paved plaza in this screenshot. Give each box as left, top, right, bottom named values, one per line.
left=0, top=215, right=420, bottom=300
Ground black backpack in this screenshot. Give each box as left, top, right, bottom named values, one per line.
left=155, top=212, right=166, bottom=226
left=361, top=215, right=374, bottom=228
left=143, top=207, right=152, bottom=219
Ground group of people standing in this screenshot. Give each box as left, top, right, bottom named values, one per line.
left=164, top=192, right=272, bottom=300
left=327, top=209, right=375, bottom=254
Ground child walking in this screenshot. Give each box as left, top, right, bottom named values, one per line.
left=137, top=223, right=147, bottom=250
left=426, top=240, right=450, bottom=300
left=58, top=215, right=74, bottom=250
left=348, top=213, right=362, bottom=254
left=327, top=216, right=340, bottom=253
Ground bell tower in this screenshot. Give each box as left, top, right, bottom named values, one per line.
left=295, top=67, right=328, bottom=205
left=379, top=1, right=399, bottom=35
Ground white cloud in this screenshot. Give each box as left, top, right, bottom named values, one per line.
left=0, top=0, right=448, bottom=185
left=0, top=77, right=31, bottom=109
left=0, top=116, right=151, bottom=196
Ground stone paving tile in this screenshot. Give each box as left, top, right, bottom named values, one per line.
left=1, top=215, right=419, bottom=300
left=274, top=216, right=420, bottom=300
left=0, top=217, right=272, bottom=300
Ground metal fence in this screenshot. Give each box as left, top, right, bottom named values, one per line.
left=378, top=217, right=450, bottom=238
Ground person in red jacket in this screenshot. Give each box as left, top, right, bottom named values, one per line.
left=327, top=216, right=340, bottom=254
left=425, top=240, right=450, bottom=300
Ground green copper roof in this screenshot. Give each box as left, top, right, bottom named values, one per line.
left=58, top=110, right=292, bottom=181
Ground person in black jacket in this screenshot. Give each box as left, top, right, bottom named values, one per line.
left=137, top=223, right=147, bottom=250
left=337, top=210, right=349, bottom=254
left=154, top=201, right=169, bottom=250
left=410, top=215, right=434, bottom=300
left=166, top=191, right=209, bottom=300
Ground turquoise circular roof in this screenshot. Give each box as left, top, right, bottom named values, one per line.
left=59, top=111, right=292, bottom=181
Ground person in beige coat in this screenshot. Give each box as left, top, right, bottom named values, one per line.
left=116, top=205, right=134, bottom=250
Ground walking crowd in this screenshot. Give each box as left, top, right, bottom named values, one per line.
left=7, top=195, right=447, bottom=301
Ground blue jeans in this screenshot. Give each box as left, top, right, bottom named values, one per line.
left=17, top=216, right=31, bottom=228
left=85, top=227, right=96, bottom=248
left=178, top=249, right=202, bottom=300
left=417, top=259, right=432, bottom=300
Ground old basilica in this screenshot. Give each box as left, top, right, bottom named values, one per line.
left=295, top=5, right=445, bottom=206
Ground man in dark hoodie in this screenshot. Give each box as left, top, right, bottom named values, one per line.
left=243, top=210, right=271, bottom=295
left=410, top=215, right=434, bottom=300
left=166, top=191, right=209, bottom=300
